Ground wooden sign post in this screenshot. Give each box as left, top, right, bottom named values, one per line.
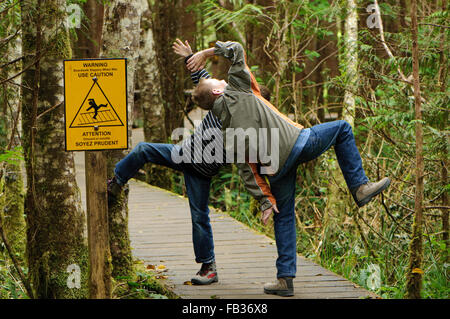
left=64, top=58, right=128, bottom=298
left=85, top=150, right=111, bottom=298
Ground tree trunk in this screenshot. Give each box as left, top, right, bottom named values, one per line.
left=21, top=0, right=88, bottom=298
left=405, top=0, right=424, bottom=299
left=74, top=0, right=104, bottom=58
left=136, top=3, right=173, bottom=189
left=72, top=0, right=112, bottom=298
left=150, top=0, right=190, bottom=140
left=342, top=0, right=358, bottom=127
left=438, top=0, right=448, bottom=263
left=100, top=0, right=144, bottom=278
left=1, top=22, right=26, bottom=261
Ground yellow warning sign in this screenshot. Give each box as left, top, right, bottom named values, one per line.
left=64, top=58, right=128, bottom=151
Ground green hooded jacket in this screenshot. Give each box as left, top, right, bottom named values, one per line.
left=212, top=41, right=304, bottom=211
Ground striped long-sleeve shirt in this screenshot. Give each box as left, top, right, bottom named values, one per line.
left=179, top=58, right=226, bottom=178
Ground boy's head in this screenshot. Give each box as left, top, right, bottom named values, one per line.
left=192, top=78, right=227, bottom=110
left=191, top=78, right=271, bottom=109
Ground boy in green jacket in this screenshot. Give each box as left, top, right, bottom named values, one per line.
left=187, top=41, right=390, bottom=296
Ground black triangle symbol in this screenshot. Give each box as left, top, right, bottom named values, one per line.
left=69, top=79, right=125, bottom=128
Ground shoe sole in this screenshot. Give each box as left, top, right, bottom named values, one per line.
left=356, top=178, right=391, bottom=207
left=264, top=288, right=294, bottom=297
left=191, top=275, right=219, bottom=285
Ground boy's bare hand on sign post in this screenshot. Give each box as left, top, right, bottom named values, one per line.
left=172, top=38, right=192, bottom=58
left=261, top=204, right=279, bottom=225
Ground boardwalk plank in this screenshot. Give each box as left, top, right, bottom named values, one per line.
left=127, top=179, right=378, bottom=299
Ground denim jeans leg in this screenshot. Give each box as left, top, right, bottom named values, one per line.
left=298, top=120, right=369, bottom=190
left=114, top=142, right=182, bottom=185
left=269, top=168, right=298, bottom=278
left=183, top=169, right=215, bottom=264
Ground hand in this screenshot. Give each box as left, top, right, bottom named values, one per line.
left=172, top=38, right=193, bottom=58
left=186, top=51, right=207, bottom=72
left=261, top=204, right=279, bottom=225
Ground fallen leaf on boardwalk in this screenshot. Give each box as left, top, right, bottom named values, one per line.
left=183, top=281, right=192, bottom=285
left=146, top=264, right=156, bottom=270
left=156, top=264, right=166, bottom=271
left=156, top=275, right=168, bottom=279
left=315, top=273, right=323, bottom=276
left=412, top=268, right=424, bottom=274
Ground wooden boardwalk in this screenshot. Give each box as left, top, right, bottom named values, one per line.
left=74, top=129, right=378, bottom=299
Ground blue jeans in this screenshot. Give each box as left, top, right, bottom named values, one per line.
left=268, top=120, right=369, bottom=278
left=114, top=142, right=215, bottom=264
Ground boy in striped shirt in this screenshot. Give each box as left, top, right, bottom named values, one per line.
left=108, top=39, right=271, bottom=285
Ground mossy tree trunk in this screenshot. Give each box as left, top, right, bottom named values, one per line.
left=136, top=3, right=172, bottom=190
left=405, top=0, right=424, bottom=299
left=1, top=17, right=26, bottom=261
left=101, top=0, right=145, bottom=278
left=438, top=0, right=449, bottom=263
left=21, top=0, right=88, bottom=298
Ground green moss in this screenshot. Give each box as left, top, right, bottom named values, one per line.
left=108, top=185, right=133, bottom=279
left=28, top=239, right=89, bottom=299
left=2, top=163, right=26, bottom=262
left=50, top=29, right=72, bottom=60
left=112, top=261, right=179, bottom=299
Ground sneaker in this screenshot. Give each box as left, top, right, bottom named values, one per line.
left=107, top=176, right=123, bottom=203
left=191, top=262, right=218, bottom=285
left=352, top=177, right=391, bottom=207
left=264, top=277, right=294, bottom=297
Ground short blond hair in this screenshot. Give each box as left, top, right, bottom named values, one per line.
left=192, top=78, right=217, bottom=110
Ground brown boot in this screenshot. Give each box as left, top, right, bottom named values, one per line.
left=191, top=262, right=218, bottom=285
left=264, top=277, right=294, bottom=297
left=352, top=177, right=391, bottom=207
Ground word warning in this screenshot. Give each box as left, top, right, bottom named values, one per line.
left=64, top=58, right=128, bottom=151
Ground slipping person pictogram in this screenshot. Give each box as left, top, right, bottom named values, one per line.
left=86, top=98, right=108, bottom=119
left=69, top=77, right=124, bottom=128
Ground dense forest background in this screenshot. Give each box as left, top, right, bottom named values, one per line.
left=0, top=0, right=448, bottom=299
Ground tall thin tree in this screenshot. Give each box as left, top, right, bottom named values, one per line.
left=342, top=0, right=358, bottom=126
left=136, top=2, right=172, bottom=189
left=405, top=0, right=424, bottom=299
left=100, top=0, right=144, bottom=278
left=21, top=0, right=88, bottom=298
